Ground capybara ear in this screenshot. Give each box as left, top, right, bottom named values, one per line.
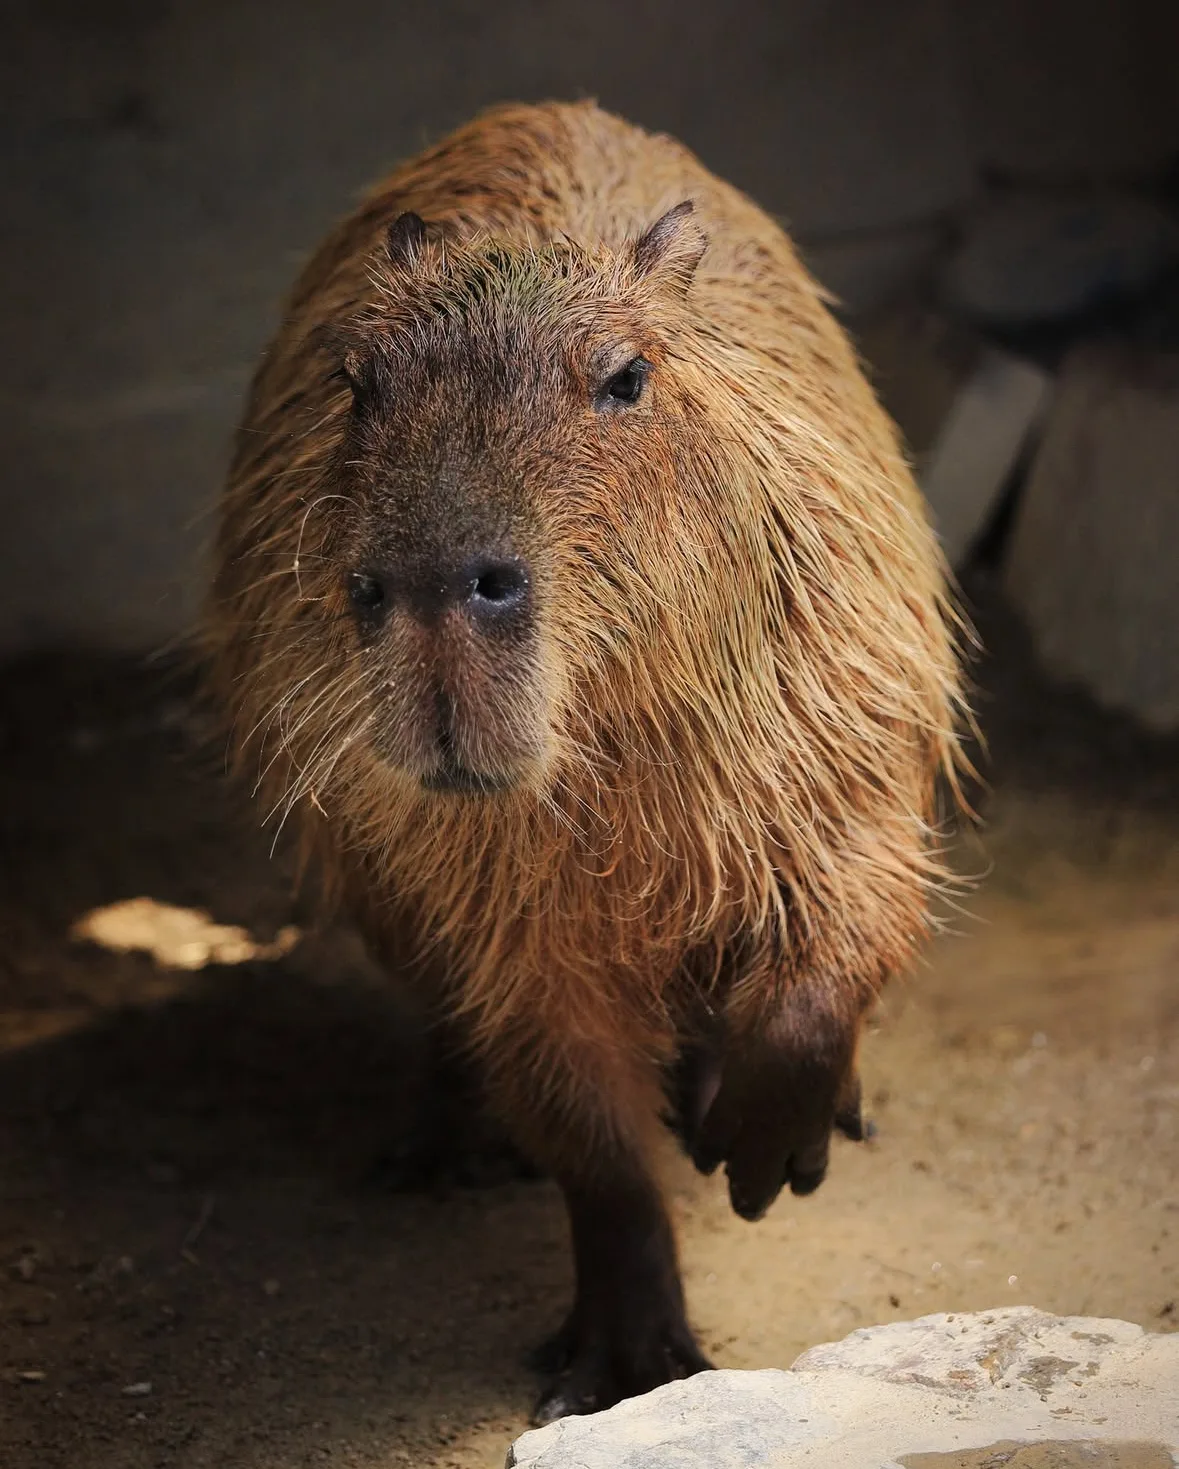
left=631, top=200, right=708, bottom=294
left=309, top=318, right=366, bottom=387
left=386, top=211, right=428, bottom=267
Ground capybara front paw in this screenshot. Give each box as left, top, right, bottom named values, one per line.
left=529, top=1310, right=712, bottom=1424
left=690, top=993, right=866, bottom=1220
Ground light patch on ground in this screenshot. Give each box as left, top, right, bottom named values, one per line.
left=71, top=898, right=301, bottom=971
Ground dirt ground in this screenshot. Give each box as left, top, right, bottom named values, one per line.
left=1, top=580, right=1177, bottom=1469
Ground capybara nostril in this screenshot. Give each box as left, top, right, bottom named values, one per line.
left=347, top=570, right=387, bottom=615
left=383, top=555, right=532, bottom=627
left=462, top=557, right=530, bottom=618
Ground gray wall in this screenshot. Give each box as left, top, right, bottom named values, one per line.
left=2, top=0, right=1176, bottom=654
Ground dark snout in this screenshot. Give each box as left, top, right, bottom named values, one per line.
left=344, top=542, right=547, bottom=793
left=347, top=553, right=531, bottom=633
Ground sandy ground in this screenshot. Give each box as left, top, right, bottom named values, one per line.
left=1, top=584, right=1177, bottom=1468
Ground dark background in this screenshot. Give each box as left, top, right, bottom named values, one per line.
left=2, top=0, right=1177, bottom=654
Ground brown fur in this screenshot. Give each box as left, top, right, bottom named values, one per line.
left=206, top=100, right=966, bottom=1414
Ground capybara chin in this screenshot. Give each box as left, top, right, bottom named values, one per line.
left=207, top=100, right=965, bottom=1422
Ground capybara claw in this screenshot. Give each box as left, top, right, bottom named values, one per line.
left=529, top=1317, right=712, bottom=1423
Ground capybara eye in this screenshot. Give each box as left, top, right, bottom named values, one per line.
left=347, top=572, right=386, bottom=612
left=598, top=357, right=650, bottom=409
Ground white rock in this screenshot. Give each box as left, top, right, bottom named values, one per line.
left=920, top=348, right=1051, bottom=567
left=506, top=1308, right=1179, bottom=1468
left=855, top=308, right=1050, bottom=567
left=1003, top=346, right=1179, bottom=731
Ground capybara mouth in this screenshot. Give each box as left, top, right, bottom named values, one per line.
left=420, top=761, right=517, bottom=796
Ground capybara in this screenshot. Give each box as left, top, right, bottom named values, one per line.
left=207, top=100, right=965, bottom=1422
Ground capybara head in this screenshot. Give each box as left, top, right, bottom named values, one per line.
left=308, top=201, right=715, bottom=796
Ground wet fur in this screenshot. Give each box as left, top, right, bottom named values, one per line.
left=207, top=101, right=966, bottom=1413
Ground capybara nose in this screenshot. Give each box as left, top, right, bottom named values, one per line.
left=349, top=554, right=532, bottom=630
left=410, top=555, right=532, bottom=629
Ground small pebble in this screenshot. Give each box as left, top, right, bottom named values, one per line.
left=122, top=1382, right=152, bottom=1397
left=18, top=1370, right=46, bottom=1384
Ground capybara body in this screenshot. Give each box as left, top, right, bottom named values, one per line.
left=208, top=101, right=964, bottom=1420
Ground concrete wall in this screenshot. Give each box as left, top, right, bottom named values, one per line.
left=1, top=0, right=1175, bottom=653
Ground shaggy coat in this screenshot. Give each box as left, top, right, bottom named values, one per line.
left=208, top=100, right=964, bottom=1417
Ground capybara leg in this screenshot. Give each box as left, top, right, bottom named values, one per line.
left=531, top=1162, right=712, bottom=1423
